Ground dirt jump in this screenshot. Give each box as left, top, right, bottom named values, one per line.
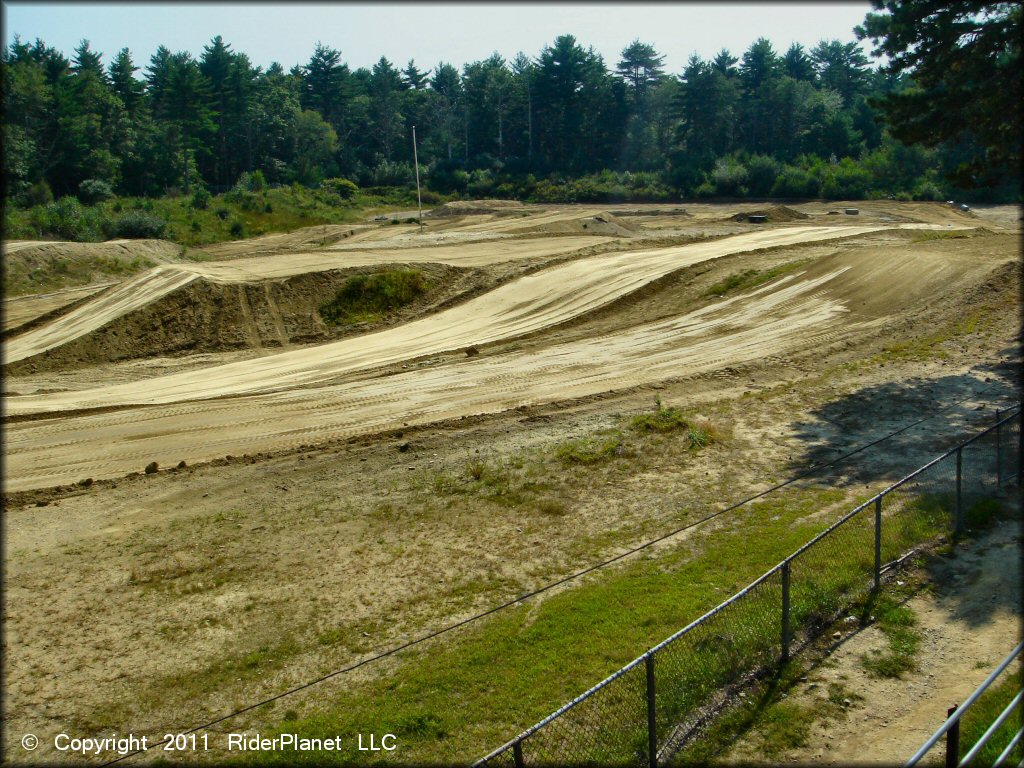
left=2, top=200, right=1020, bottom=765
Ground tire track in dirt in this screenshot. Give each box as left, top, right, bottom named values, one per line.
left=2, top=268, right=870, bottom=490
left=5, top=225, right=901, bottom=416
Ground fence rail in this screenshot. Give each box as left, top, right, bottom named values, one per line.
left=477, top=405, right=1022, bottom=767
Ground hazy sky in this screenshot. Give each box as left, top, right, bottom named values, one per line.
left=3, top=2, right=878, bottom=75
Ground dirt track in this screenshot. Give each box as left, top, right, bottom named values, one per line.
left=1, top=201, right=1020, bottom=764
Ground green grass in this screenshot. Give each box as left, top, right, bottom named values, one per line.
left=860, top=596, right=921, bottom=678
left=553, top=429, right=627, bottom=465
left=704, top=259, right=810, bottom=297
left=911, top=229, right=970, bottom=243
left=212, top=487, right=849, bottom=765
left=318, top=269, right=428, bottom=326
left=958, top=672, right=1024, bottom=765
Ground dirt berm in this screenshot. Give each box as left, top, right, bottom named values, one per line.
left=3, top=263, right=473, bottom=374
left=730, top=205, right=810, bottom=222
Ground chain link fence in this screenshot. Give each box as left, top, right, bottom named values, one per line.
left=476, top=406, right=1021, bottom=767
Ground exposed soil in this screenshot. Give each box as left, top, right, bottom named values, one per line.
left=1, top=200, right=1020, bottom=764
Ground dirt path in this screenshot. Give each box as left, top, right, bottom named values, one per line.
left=726, top=517, right=1023, bottom=764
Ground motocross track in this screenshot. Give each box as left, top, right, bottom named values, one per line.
left=2, top=201, right=1021, bottom=765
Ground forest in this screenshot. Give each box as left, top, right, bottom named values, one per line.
left=2, top=6, right=1019, bottom=243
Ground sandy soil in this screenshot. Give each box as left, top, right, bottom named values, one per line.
left=2, top=283, right=115, bottom=333
left=725, top=516, right=1022, bottom=764
left=1, top=201, right=1020, bottom=764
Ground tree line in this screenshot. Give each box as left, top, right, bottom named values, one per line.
left=2, top=20, right=1018, bottom=208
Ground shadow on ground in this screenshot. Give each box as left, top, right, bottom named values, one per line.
left=786, top=357, right=1020, bottom=488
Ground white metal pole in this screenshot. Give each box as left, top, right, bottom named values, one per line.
left=412, top=125, right=423, bottom=234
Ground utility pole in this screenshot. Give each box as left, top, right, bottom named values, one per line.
left=412, top=125, right=423, bottom=234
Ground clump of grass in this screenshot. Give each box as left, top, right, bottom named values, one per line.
left=704, top=259, right=808, bottom=297
left=860, top=597, right=920, bottom=678
left=912, top=229, right=969, bottom=243
left=554, top=430, right=626, bottom=465
left=319, top=268, right=427, bottom=326
left=535, top=498, right=568, bottom=516
left=630, top=399, right=720, bottom=449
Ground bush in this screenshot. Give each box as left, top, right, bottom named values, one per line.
left=113, top=211, right=167, bottom=239
left=215, top=208, right=230, bottom=220
left=771, top=166, right=821, bottom=198
left=745, top=155, right=782, bottom=197
left=320, top=177, right=359, bottom=199
left=711, top=157, right=749, bottom=196
left=234, top=170, right=266, bottom=193
left=46, top=197, right=86, bottom=239
left=191, top=187, right=212, bottom=210
left=229, top=220, right=245, bottom=238
left=822, top=159, right=872, bottom=199
left=319, top=269, right=427, bottom=325
left=23, top=180, right=54, bottom=207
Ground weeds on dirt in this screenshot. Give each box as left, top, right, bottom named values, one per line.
left=704, top=259, right=809, bottom=297
left=911, top=230, right=970, bottom=243
left=860, top=596, right=921, bottom=678
left=554, top=429, right=627, bottom=465
left=319, top=269, right=428, bottom=326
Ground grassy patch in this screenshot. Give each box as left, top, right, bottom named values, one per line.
left=958, top=671, right=1024, bottom=765
left=704, top=259, right=809, bottom=297
left=553, top=429, right=627, bottom=465
left=860, top=595, right=921, bottom=678
left=911, top=229, right=970, bottom=243
left=319, top=269, right=428, bottom=326
left=222, top=487, right=848, bottom=765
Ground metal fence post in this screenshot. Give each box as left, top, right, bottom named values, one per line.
left=945, top=704, right=960, bottom=768
left=995, top=409, right=1002, bottom=486
left=781, top=560, right=792, bottom=663
left=954, top=447, right=963, bottom=537
left=513, top=739, right=524, bottom=768
left=874, top=496, right=883, bottom=592
left=645, top=653, right=657, bottom=768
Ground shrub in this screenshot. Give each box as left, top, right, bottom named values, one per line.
left=319, top=269, right=427, bottom=325
left=113, top=211, right=167, bottom=239
left=771, top=166, right=821, bottom=198
left=711, top=157, right=749, bottom=196
left=215, top=208, right=230, bottom=220
left=229, top=220, right=245, bottom=238
left=77, top=179, right=115, bottom=205
left=745, top=155, right=782, bottom=197
left=191, top=187, right=212, bottom=210
left=234, top=170, right=266, bottom=193
left=46, top=197, right=85, bottom=239
left=23, top=180, right=54, bottom=207
left=320, top=177, right=359, bottom=199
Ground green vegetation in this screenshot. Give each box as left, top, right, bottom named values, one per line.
left=705, top=259, right=810, bottom=297
left=2, top=184, right=425, bottom=247
left=957, top=672, right=1024, bottom=766
left=553, top=430, right=627, bottom=465
left=860, top=595, right=921, bottom=678
left=911, top=229, right=970, bottom=243
left=318, top=269, right=428, bottom=326
left=4, top=16, right=1018, bottom=227
left=230, top=486, right=848, bottom=765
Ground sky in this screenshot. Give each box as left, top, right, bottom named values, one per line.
left=2, top=2, right=878, bottom=75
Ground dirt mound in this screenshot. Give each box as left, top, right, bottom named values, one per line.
left=425, top=199, right=526, bottom=218
left=518, top=211, right=638, bottom=237
left=3, top=239, right=186, bottom=298
left=195, top=224, right=363, bottom=259
left=3, top=263, right=477, bottom=374
left=731, top=205, right=810, bottom=223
